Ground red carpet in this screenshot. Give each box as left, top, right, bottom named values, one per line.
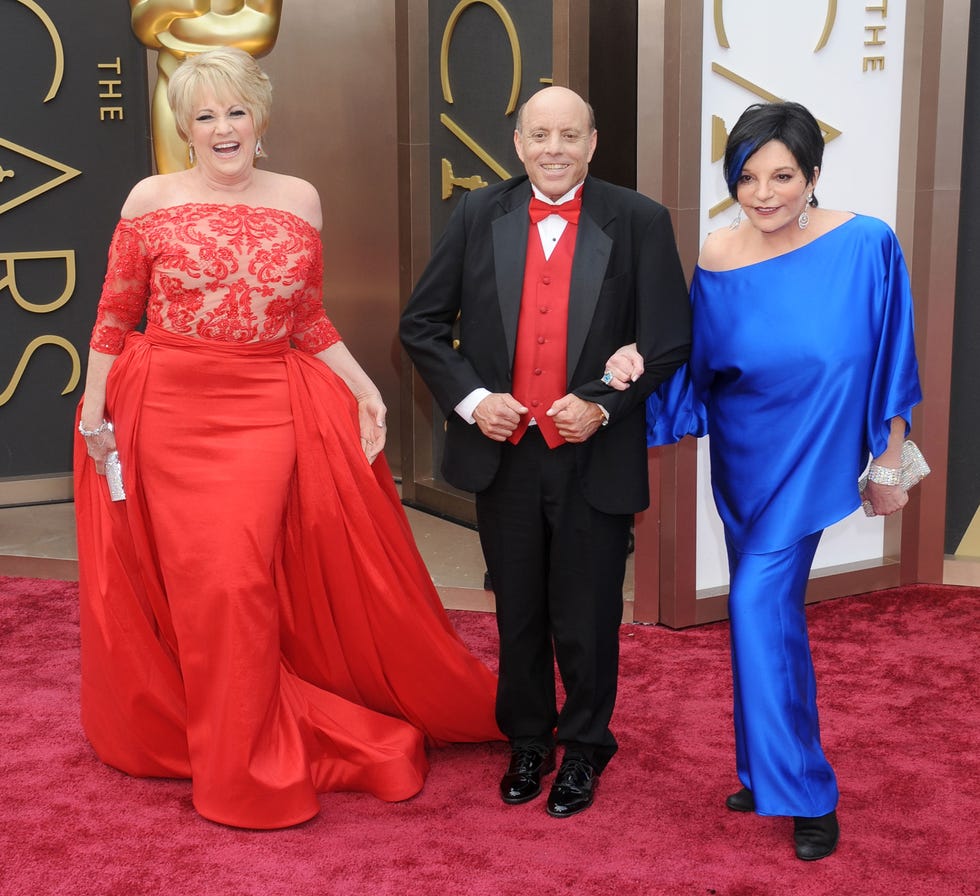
left=1, top=575, right=978, bottom=895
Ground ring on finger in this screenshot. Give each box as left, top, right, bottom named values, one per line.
left=601, top=370, right=614, bottom=385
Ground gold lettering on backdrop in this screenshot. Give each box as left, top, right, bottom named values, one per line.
left=0, top=251, right=76, bottom=312
left=130, top=1, right=283, bottom=173
left=710, top=64, right=842, bottom=142
left=98, top=58, right=125, bottom=121
left=708, top=197, right=738, bottom=218
left=441, top=159, right=488, bottom=199
left=440, top=0, right=521, bottom=113
left=13, top=0, right=65, bottom=102
left=864, top=25, right=886, bottom=45
left=711, top=115, right=727, bottom=164
left=864, top=0, right=888, bottom=71
left=0, top=138, right=81, bottom=217
left=439, top=0, right=520, bottom=197
left=713, top=1, right=837, bottom=53
left=707, top=64, right=842, bottom=218
left=440, top=114, right=512, bottom=181
left=713, top=0, right=730, bottom=49
left=0, top=336, right=80, bottom=407
left=814, top=0, right=838, bottom=52
left=1, top=7, right=84, bottom=412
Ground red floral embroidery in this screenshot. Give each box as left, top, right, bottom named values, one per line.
left=90, top=204, right=341, bottom=354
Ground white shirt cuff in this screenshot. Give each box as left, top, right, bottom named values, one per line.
left=455, top=388, right=492, bottom=424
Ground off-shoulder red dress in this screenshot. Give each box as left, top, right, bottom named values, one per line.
left=73, top=204, right=502, bottom=829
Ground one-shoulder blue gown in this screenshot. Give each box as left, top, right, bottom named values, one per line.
left=649, top=215, right=922, bottom=816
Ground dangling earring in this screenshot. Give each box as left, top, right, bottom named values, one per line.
left=798, top=193, right=813, bottom=230
left=729, top=205, right=742, bottom=231
left=255, top=139, right=264, bottom=158
left=188, top=143, right=196, bottom=165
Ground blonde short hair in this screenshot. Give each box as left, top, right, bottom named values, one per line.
left=168, top=46, right=273, bottom=142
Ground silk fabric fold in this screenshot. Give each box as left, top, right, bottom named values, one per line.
left=647, top=215, right=922, bottom=553
left=75, top=325, right=501, bottom=829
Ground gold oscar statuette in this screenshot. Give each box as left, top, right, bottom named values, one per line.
left=129, top=0, right=282, bottom=173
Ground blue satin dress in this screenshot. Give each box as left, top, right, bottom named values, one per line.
left=648, top=215, right=922, bottom=816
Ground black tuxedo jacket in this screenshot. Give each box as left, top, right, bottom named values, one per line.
left=400, top=174, right=691, bottom=515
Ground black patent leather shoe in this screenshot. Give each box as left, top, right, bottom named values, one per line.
left=725, top=787, right=755, bottom=813
left=546, top=757, right=597, bottom=818
left=500, top=748, right=556, bottom=804
left=793, top=810, right=840, bottom=861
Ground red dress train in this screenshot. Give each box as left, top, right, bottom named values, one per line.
left=74, top=205, right=501, bottom=829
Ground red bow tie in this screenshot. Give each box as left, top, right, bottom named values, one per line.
left=529, top=196, right=581, bottom=225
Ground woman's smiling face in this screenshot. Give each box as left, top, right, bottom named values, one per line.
left=735, top=139, right=818, bottom=235
left=188, top=89, right=259, bottom=182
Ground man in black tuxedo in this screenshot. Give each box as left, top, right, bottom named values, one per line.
left=399, top=86, right=690, bottom=817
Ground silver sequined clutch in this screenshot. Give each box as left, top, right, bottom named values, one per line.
left=105, top=450, right=126, bottom=502
left=859, top=440, right=930, bottom=516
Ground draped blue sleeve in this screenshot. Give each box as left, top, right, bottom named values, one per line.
left=645, top=363, right=708, bottom=446
left=865, top=227, right=922, bottom=457
left=676, top=216, right=921, bottom=554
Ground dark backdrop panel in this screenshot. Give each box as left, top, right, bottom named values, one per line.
left=0, top=2, right=150, bottom=483
left=425, top=0, right=552, bottom=486
left=587, top=0, right=637, bottom=189
left=947, top=0, right=980, bottom=552
left=428, top=0, right=552, bottom=240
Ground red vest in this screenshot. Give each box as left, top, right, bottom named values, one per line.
left=508, top=224, right=577, bottom=448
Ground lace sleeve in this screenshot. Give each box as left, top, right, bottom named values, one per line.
left=90, top=221, right=151, bottom=354
left=290, top=247, right=342, bottom=354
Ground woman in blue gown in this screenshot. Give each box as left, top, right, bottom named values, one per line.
left=603, top=102, right=921, bottom=861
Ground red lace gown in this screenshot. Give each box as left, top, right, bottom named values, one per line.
left=73, top=203, right=502, bottom=829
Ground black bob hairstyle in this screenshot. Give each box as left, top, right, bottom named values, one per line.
left=723, top=101, right=824, bottom=206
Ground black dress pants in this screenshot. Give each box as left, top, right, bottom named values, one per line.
left=475, top=427, right=631, bottom=772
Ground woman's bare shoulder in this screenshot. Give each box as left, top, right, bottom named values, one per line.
left=698, top=225, right=739, bottom=271
left=256, top=171, right=323, bottom=231
left=119, top=174, right=182, bottom=219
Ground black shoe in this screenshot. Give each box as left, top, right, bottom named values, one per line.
left=546, top=757, right=597, bottom=818
left=499, top=748, right=556, bottom=804
left=725, top=787, right=755, bottom=813
left=793, top=810, right=840, bottom=861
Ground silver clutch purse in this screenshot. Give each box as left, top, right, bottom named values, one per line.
left=859, top=439, right=930, bottom=516
left=105, top=450, right=126, bottom=502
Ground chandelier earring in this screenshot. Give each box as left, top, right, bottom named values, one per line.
left=729, top=205, right=742, bottom=231
left=798, top=193, right=813, bottom=230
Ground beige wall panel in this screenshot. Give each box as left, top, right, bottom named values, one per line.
left=257, top=3, right=404, bottom=469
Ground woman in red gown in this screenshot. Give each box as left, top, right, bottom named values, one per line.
left=74, top=46, right=502, bottom=830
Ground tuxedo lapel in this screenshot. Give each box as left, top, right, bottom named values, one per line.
left=491, top=191, right=531, bottom=367
left=567, top=188, right=613, bottom=382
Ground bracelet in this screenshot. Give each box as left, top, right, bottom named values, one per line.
left=867, top=463, right=901, bottom=486
left=78, top=419, right=113, bottom=438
